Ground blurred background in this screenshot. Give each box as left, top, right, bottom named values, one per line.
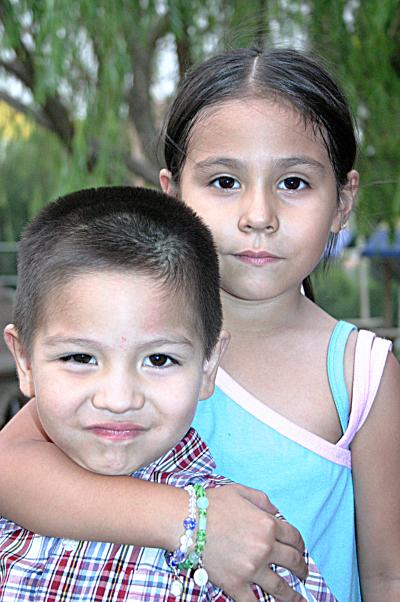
left=0, top=0, right=399, bottom=426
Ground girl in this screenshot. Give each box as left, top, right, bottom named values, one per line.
left=1, top=47, right=399, bottom=601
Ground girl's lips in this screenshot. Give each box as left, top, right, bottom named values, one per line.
left=233, top=250, right=282, bottom=266
left=87, top=423, right=146, bottom=440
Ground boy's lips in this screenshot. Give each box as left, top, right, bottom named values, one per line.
left=233, top=250, right=282, bottom=266
left=87, top=422, right=147, bottom=440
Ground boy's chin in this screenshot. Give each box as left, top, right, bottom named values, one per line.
left=71, top=454, right=140, bottom=476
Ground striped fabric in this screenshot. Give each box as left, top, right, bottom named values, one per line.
left=0, top=428, right=336, bottom=601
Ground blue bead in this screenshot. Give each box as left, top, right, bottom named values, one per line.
left=184, top=517, right=196, bottom=530
left=188, top=551, right=200, bottom=564
left=173, top=549, right=186, bottom=563
left=197, top=497, right=209, bottom=510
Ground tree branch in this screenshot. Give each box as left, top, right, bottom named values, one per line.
left=42, top=95, right=74, bottom=152
left=123, top=153, right=160, bottom=187
left=127, top=36, right=158, bottom=167
left=0, top=57, right=33, bottom=89
left=389, top=5, right=400, bottom=76
left=0, top=89, right=52, bottom=130
left=0, top=1, right=35, bottom=88
left=0, top=85, right=74, bottom=152
left=148, top=13, right=170, bottom=48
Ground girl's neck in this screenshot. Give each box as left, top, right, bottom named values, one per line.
left=221, top=286, right=310, bottom=336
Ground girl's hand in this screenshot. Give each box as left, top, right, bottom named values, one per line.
left=205, top=484, right=307, bottom=601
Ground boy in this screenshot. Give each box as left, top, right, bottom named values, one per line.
left=0, top=186, right=335, bottom=601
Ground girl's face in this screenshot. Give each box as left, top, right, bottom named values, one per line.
left=160, top=99, right=358, bottom=303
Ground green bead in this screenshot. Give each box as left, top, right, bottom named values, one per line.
left=194, top=485, right=206, bottom=497
left=198, top=515, right=207, bottom=530
left=180, top=559, right=193, bottom=569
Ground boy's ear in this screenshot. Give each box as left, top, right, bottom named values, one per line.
left=331, top=169, right=359, bottom=233
left=4, top=324, right=35, bottom=398
left=159, top=169, right=177, bottom=197
left=199, top=330, right=230, bottom=400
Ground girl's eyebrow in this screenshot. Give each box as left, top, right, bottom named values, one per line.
left=194, top=157, right=244, bottom=172
left=194, top=155, right=326, bottom=172
left=272, top=156, right=326, bottom=171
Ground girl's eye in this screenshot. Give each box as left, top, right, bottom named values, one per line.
left=211, top=176, right=240, bottom=190
left=278, top=177, right=308, bottom=191
left=60, top=354, right=97, bottom=365
left=143, top=354, right=177, bottom=368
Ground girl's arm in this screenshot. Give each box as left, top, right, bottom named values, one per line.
left=0, top=399, right=307, bottom=602
left=352, top=352, right=400, bottom=601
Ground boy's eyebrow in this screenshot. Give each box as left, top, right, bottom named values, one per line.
left=136, top=337, right=195, bottom=350
left=43, top=336, right=99, bottom=347
left=42, top=335, right=195, bottom=349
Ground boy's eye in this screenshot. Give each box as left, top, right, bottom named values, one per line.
left=211, top=176, right=240, bottom=190
left=143, top=354, right=177, bottom=368
left=60, top=354, right=97, bottom=365
left=278, top=177, right=308, bottom=191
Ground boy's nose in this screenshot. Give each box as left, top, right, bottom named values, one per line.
left=238, top=188, right=279, bottom=233
left=91, top=374, right=145, bottom=414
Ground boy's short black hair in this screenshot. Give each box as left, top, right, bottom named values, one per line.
left=14, top=186, right=222, bottom=358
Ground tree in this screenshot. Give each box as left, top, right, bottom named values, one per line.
left=305, top=0, right=400, bottom=234
left=0, top=0, right=269, bottom=190
left=0, top=0, right=399, bottom=233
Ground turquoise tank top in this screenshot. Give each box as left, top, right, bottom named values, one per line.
left=193, top=321, right=381, bottom=601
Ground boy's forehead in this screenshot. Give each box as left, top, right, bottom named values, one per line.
left=37, top=270, right=203, bottom=346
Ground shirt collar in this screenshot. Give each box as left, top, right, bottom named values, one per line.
left=132, top=428, right=216, bottom=481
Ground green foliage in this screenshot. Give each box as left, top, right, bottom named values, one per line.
left=313, top=260, right=398, bottom=324
left=312, top=263, right=360, bottom=320
left=0, top=129, right=66, bottom=241
left=0, top=0, right=399, bottom=243
left=305, top=0, right=400, bottom=235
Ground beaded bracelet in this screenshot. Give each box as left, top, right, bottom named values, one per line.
left=166, top=485, right=197, bottom=569
left=167, top=483, right=209, bottom=597
left=177, top=484, right=209, bottom=587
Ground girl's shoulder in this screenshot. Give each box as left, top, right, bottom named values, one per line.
left=352, top=327, right=394, bottom=408
left=339, top=323, right=394, bottom=445
left=315, top=317, right=393, bottom=441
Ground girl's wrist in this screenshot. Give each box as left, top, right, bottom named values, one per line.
left=166, top=484, right=209, bottom=596
left=155, top=484, right=189, bottom=550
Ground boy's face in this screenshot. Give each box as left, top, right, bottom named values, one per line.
left=7, top=271, right=226, bottom=475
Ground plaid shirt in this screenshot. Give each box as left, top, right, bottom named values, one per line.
left=0, top=428, right=336, bottom=601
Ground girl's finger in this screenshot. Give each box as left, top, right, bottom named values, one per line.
left=252, top=568, right=306, bottom=602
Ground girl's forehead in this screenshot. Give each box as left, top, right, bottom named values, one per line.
left=196, top=97, right=307, bottom=129
left=186, top=98, right=329, bottom=164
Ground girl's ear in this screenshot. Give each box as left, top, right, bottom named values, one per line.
left=159, top=169, right=177, bottom=196
left=199, top=330, right=230, bottom=401
left=331, top=169, right=359, bottom=233
left=4, top=324, right=35, bottom=398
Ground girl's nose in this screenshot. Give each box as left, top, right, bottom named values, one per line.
left=91, top=373, right=145, bottom=414
left=238, top=189, right=279, bottom=233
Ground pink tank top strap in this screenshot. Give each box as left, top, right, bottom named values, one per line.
left=339, top=330, right=392, bottom=448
